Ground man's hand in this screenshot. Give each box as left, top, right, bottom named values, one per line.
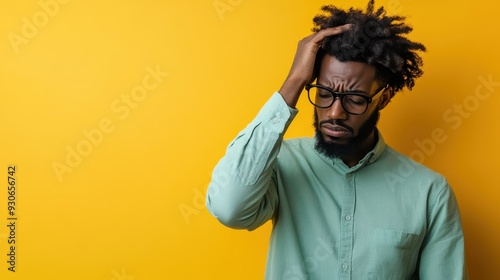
left=279, top=24, right=352, bottom=108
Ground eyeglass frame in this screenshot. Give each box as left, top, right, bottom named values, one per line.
left=305, top=83, right=387, bottom=115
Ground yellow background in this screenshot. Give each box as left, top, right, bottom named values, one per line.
left=0, top=0, right=498, bottom=279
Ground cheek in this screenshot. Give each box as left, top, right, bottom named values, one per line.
left=315, top=109, right=327, bottom=126
left=344, top=115, right=368, bottom=135
left=350, top=118, right=365, bottom=133
left=316, top=108, right=330, bottom=118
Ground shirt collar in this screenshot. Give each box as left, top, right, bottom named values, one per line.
left=315, top=129, right=387, bottom=172
left=358, top=129, right=386, bottom=167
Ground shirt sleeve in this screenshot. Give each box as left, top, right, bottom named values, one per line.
left=206, top=92, right=298, bottom=231
left=419, top=181, right=469, bottom=279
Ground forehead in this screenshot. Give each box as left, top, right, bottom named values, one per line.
left=318, top=55, right=377, bottom=88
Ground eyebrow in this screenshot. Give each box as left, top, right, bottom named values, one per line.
left=317, top=84, right=370, bottom=95
left=343, top=89, right=370, bottom=95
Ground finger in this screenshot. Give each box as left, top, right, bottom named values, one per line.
left=314, top=24, right=353, bottom=41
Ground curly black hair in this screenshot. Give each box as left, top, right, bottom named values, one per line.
left=313, top=0, right=426, bottom=96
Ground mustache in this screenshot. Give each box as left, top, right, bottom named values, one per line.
left=318, top=119, right=354, bottom=133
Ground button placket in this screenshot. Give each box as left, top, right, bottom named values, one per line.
left=339, top=172, right=355, bottom=279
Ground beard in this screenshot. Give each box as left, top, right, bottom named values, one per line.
left=314, top=109, right=380, bottom=159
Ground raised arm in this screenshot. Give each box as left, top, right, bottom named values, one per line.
left=206, top=26, right=351, bottom=231
left=279, top=25, right=351, bottom=108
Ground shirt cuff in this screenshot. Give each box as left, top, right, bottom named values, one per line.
left=252, top=91, right=299, bottom=133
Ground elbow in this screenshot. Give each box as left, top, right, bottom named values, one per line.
left=206, top=191, right=249, bottom=230
left=213, top=211, right=248, bottom=230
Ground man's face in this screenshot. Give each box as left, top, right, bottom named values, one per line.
left=313, top=55, right=389, bottom=159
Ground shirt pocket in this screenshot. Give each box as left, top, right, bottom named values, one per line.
left=365, top=229, right=421, bottom=280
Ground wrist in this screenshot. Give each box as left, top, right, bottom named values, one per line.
left=279, top=77, right=308, bottom=108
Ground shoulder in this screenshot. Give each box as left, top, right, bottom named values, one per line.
left=378, top=145, right=449, bottom=190
left=280, top=137, right=316, bottom=155
left=277, top=137, right=322, bottom=166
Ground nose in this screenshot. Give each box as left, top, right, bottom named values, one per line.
left=326, top=97, right=347, bottom=120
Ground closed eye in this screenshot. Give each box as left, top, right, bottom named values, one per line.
left=345, top=95, right=368, bottom=105
left=346, top=98, right=365, bottom=105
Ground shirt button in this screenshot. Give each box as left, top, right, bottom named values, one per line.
left=273, top=113, right=281, bottom=124
left=345, top=215, right=352, bottom=221
left=342, top=264, right=349, bottom=271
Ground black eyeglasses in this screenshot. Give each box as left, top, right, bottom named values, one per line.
left=306, top=84, right=386, bottom=115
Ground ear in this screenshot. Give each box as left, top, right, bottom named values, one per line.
left=378, top=87, right=393, bottom=110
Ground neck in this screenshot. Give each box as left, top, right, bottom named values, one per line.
left=341, top=130, right=377, bottom=167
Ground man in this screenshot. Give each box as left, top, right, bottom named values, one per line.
left=206, top=1, right=468, bottom=279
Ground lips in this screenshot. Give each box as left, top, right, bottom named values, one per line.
left=321, top=123, right=351, bottom=138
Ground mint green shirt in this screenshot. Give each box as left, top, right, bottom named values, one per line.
left=206, top=92, right=468, bottom=280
